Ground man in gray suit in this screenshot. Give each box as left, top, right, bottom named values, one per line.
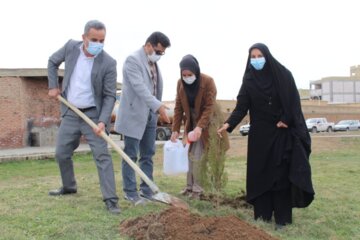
left=47, top=20, right=120, bottom=214
left=115, top=32, right=170, bottom=205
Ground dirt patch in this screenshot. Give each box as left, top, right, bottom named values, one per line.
left=226, top=136, right=248, bottom=158
left=120, top=207, right=278, bottom=240
left=200, top=191, right=252, bottom=209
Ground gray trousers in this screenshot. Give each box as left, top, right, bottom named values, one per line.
left=55, top=108, right=118, bottom=202
left=184, top=108, right=204, bottom=193
left=185, top=140, right=204, bottom=193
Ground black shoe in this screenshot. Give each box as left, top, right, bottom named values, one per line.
left=105, top=200, right=121, bottom=214
left=48, top=187, right=77, bottom=196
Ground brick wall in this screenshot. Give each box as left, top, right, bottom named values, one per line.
left=22, top=77, right=60, bottom=128
left=0, top=77, right=23, bottom=148
left=0, top=77, right=61, bottom=149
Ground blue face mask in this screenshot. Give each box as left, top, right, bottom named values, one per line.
left=250, top=57, right=266, bottom=70
left=87, top=41, right=104, bottom=56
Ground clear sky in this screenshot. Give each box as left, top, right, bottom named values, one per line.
left=1, top=0, right=359, bottom=101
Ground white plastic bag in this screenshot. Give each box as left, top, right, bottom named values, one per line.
left=163, top=140, right=189, bottom=175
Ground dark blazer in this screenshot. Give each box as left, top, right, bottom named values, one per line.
left=48, top=40, right=117, bottom=128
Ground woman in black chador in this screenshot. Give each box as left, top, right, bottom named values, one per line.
left=218, top=43, right=314, bottom=229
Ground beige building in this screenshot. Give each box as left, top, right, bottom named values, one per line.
left=310, top=65, right=360, bottom=103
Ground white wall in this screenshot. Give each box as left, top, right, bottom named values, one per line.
left=356, top=94, right=360, bottom=103
left=343, top=94, right=354, bottom=102
left=356, top=82, right=360, bottom=92
left=332, top=81, right=343, bottom=92
left=332, top=94, right=343, bottom=103
left=318, top=79, right=360, bottom=103
left=322, top=82, right=330, bottom=94
left=322, top=94, right=331, bottom=102
left=343, top=81, right=354, bottom=92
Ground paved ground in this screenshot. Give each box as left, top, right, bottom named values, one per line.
left=0, top=133, right=170, bottom=163
left=0, top=135, right=126, bottom=163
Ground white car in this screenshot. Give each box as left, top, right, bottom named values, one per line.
left=334, top=120, right=360, bottom=131
left=239, top=124, right=250, bottom=136
left=306, top=118, right=334, bottom=133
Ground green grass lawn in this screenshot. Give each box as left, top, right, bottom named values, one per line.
left=0, top=137, right=359, bottom=240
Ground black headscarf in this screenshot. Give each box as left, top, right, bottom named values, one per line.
left=179, top=54, right=201, bottom=108
left=244, top=43, right=300, bottom=127
left=244, top=43, right=274, bottom=95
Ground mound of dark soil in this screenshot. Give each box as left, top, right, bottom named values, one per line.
left=120, top=207, right=278, bottom=240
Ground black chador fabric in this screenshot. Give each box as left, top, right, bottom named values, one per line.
left=179, top=54, right=201, bottom=108
left=226, top=43, right=314, bottom=208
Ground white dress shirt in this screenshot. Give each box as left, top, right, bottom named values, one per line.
left=67, top=45, right=96, bottom=109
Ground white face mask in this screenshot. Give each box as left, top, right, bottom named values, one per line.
left=183, top=75, right=196, bottom=85
left=148, top=51, right=161, bottom=63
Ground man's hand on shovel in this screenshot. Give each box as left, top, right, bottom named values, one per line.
left=48, top=89, right=103, bottom=136
left=48, top=88, right=61, bottom=99
left=94, top=122, right=105, bottom=136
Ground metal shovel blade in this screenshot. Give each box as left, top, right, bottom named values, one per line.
left=152, top=192, right=189, bottom=210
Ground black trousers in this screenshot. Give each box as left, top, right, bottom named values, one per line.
left=253, top=188, right=292, bottom=225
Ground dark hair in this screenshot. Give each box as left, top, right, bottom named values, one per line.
left=145, top=31, right=171, bottom=48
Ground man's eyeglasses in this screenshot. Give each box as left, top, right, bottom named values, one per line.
left=152, top=45, right=165, bottom=56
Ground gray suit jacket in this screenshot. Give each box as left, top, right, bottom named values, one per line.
left=48, top=40, right=117, bottom=128
left=114, top=47, right=163, bottom=139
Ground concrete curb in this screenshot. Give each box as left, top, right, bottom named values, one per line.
left=0, top=139, right=167, bottom=163
left=0, top=148, right=91, bottom=163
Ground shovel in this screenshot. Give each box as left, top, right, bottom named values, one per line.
left=57, top=95, right=188, bottom=209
